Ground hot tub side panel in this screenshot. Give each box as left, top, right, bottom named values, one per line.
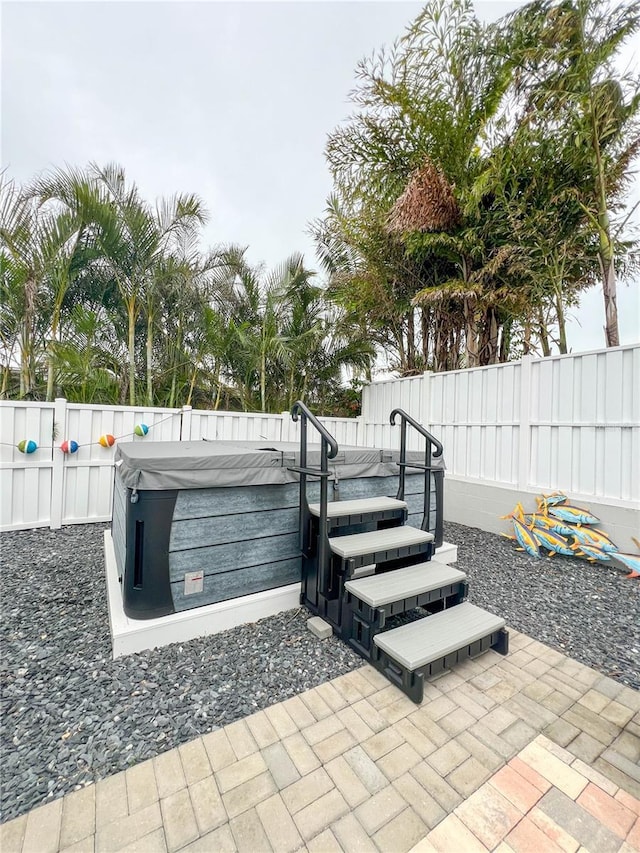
left=168, top=483, right=301, bottom=611
left=113, top=474, right=185, bottom=619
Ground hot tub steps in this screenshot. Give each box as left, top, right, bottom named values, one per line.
left=309, top=496, right=407, bottom=529
left=329, top=526, right=434, bottom=568
left=372, top=602, right=508, bottom=702
left=345, top=561, right=467, bottom=608
left=292, top=400, right=509, bottom=704
left=342, top=561, right=468, bottom=659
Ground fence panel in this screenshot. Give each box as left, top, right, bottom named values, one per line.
left=361, top=344, right=639, bottom=502
left=427, top=362, right=522, bottom=484
left=527, top=346, right=639, bottom=500
left=189, top=410, right=287, bottom=443
left=1, top=402, right=55, bottom=529
left=361, top=376, right=426, bottom=452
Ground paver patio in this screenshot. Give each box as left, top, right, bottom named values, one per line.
left=1, top=628, right=639, bottom=853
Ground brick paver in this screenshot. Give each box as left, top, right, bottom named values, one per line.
left=95, top=773, right=128, bottom=829
left=313, top=729, right=356, bottom=763
left=124, top=760, right=158, bottom=814
left=22, top=799, right=63, bottom=853
left=160, top=789, right=198, bottom=852
left=201, top=728, right=236, bottom=772
left=261, top=742, right=301, bottom=789
left=255, top=794, right=303, bottom=853
left=577, top=782, right=637, bottom=838
left=176, top=738, right=211, bottom=787
left=188, top=775, right=226, bottom=835
left=94, top=802, right=161, bottom=853
left=224, top=719, right=259, bottom=760
left=488, top=764, right=545, bottom=813
left=59, top=785, right=95, bottom=850
left=3, top=629, right=640, bottom=853
left=154, top=750, right=187, bottom=800
left=220, top=772, right=276, bottom=820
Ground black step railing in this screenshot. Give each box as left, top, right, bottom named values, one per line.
left=390, top=408, right=444, bottom=548
left=290, top=401, right=339, bottom=593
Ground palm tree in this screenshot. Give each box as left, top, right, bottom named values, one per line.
left=0, top=176, right=51, bottom=397
left=93, top=165, right=207, bottom=405
left=28, top=166, right=109, bottom=400
left=49, top=304, right=123, bottom=403
left=506, top=0, right=640, bottom=347
left=319, top=0, right=522, bottom=371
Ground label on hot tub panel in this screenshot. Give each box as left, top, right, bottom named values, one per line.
left=184, top=571, right=204, bottom=595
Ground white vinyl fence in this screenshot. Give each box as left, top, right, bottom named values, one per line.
left=1, top=344, right=638, bottom=531
left=361, top=345, right=639, bottom=503
left=0, top=402, right=360, bottom=530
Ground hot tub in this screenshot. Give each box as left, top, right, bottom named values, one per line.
left=112, top=440, right=442, bottom=619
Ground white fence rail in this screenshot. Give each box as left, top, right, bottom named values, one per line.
left=1, top=344, right=638, bottom=531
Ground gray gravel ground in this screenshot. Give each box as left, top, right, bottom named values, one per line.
left=1, top=520, right=638, bottom=823
left=449, top=520, right=640, bottom=691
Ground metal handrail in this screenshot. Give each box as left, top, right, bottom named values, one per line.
left=291, top=401, right=338, bottom=596
left=291, top=401, right=339, bottom=460
left=390, top=408, right=444, bottom=547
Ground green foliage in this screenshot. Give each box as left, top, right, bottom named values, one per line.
left=0, top=166, right=373, bottom=414
left=314, top=0, right=639, bottom=369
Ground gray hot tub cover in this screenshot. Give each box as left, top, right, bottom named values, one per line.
left=114, top=440, right=445, bottom=491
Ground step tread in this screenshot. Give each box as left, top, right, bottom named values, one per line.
left=308, top=497, right=407, bottom=518
left=329, top=526, right=434, bottom=559
left=344, top=562, right=466, bottom=607
left=373, top=602, right=506, bottom=671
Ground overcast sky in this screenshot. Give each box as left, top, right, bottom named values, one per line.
left=1, top=0, right=638, bottom=356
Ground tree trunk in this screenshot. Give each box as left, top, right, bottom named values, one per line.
left=186, top=366, right=198, bottom=406
left=168, top=316, right=183, bottom=409
left=119, top=373, right=129, bottom=405
left=260, top=349, right=267, bottom=412
left=555, top=287, right=568, bottom=354
left=168, top=365, right=177, bottom=410
left=523, top=317, right=532, bottom=355
left=538, top=308, right=551, bottom=357
left=462, top=297, right=479, bottom=368
left=146, top=311, right=154, bottom=406
left=46, top=355, right=55, bottom=402
left=288, top=365, right=296, bottom=411
left=20, top=277, right=37, bottom=398
left=600, top=250, right=619, bottom=347
left=46, top=305, right=60, bottom=402
left=127, top=301, right=136, bottom=406
left=477, top=311, right=489, bottom=366
left=487, top=309, right=499, bottom=365
left=19, top=341, right=28, bottom=398
left=421, top=308, right=430, bottom=369
left=449, top=326, right=457, bottom=370
left=214, top=373, right=223, bottom=410
left=406, top=309, right=416, bottom=372
left=588, top=76, right=619, bottom=348
left=396, top=324, right=407, bottom=373
left=499, top=318, right=512, bottom=362
left=433, top=312, right=444, bottom=372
